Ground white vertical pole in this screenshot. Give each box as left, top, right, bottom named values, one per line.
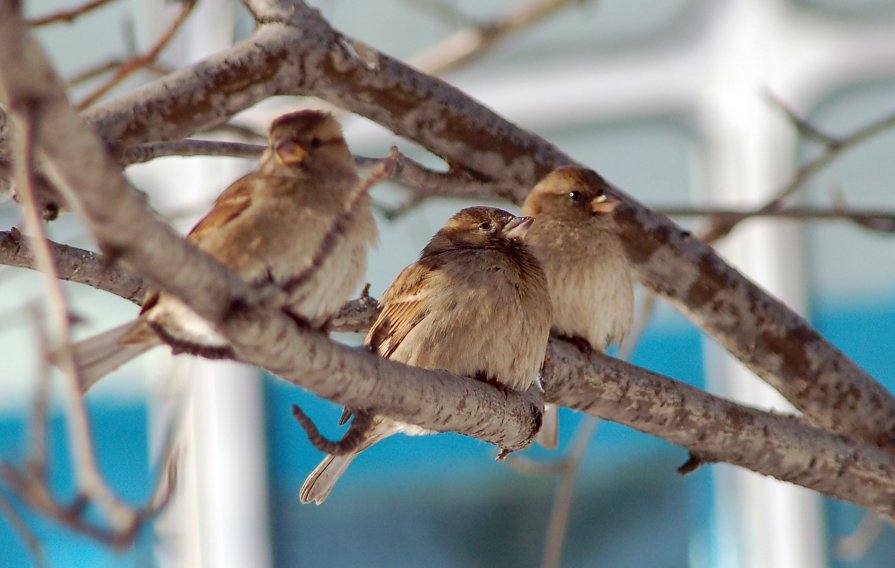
left=698, top=2, right=826, bottom=567
left=134, top=1, right=273, bottom=566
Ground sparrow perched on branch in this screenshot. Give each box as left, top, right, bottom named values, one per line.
left=297, top=206, right=552, bottom=505
left=63, top=110, right=378, bottom=392
left=520, top=166, right=633, bottom=449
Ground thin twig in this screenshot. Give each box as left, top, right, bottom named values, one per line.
left=538, top=289, right=657, bottom=568
left=282, top=156, right=394, bottom=294
left=26, top=0, right=118, bottom=26
left=122, top=140, right=265, bottom=165
left=67, top=59, right=172, bottom=88
left=77, top=0, right=197, bottom=109
left=661, top=205, right=895, bottom=234
left=409, top=0, right=587, bottom=75
left=541, top=417, right=598, bottom=568
left=701, top=107, right=895, bottom=242
left=765, top=90, right=840, bottom=148
left=836, top=511, right=885, bottom=561
left=27, top=305, right=53, bottom=481
left=0, top=491, right=49, bottom=568
left=12, top=106, right=137, bottom=533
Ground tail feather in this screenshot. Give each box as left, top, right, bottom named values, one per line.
left=535, top=403, right=559, bottom=449
left=299, top=453, right=358, bottom=505
left=55, top=321, right=159, bottom=394
left=299, top=418, right=409, bottom=505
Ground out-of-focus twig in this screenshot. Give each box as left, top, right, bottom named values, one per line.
left=67, top=59, right=172, bottom=88
left=10, top=105, right=137, bottom=535
left=765, top=90, right=840, bottom=148
left=540, top=417, right=598, bottom=568
left=701, top=104, right=895, bottom=242
left=836, top=512, right=885, bottom=561
left=2, top=107, right=178, bottom=549
left=0, top=491, right=49, bottom=568
left=506, top=289, right=657, bottom=568
left=77, top=0, right=197, bottom=109
left=409, top=0, right=589, bottom=75
left=26, top=0, right=118, bottom=27
left=662, top=205, right=895, bottom=234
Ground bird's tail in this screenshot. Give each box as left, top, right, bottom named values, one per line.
left=299, top=453, right=359, bottom=505
left=52, top=320, right=158, bottom=394
left=535, top=403, right=559, bottom=449
left=299, top=418, right=405, bottom=505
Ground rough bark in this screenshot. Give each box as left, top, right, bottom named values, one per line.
left=546, top=341, right=895, bottom=518
left=0, top=230, right=148, bottom=304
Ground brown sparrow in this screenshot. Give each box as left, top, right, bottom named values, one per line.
left=64, top=110, right=378, bottom=392
left=298, top=206, right=552, bottom=504
left=521, top=166, right=633, bottom=448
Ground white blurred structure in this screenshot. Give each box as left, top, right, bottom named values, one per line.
left=133, top=1, right=273, bottom=567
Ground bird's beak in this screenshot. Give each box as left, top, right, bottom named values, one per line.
left=502, top=216, right=535, bottom=240
left=274, top=139, right=307, bottom=165
left=591, top=193, right=621, bottom=214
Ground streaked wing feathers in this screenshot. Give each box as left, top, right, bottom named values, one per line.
left=186, top=177, right=255, bottom=244
left=364, top=262, right=434, bottom=358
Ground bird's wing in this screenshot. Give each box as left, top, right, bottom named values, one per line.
left=185, top=176, right=256, bottom=245
left=365, top=261, right=436, bottom=359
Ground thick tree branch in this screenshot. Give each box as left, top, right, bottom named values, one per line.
left=3, top=234, right=894, bottom=514
left=545, top=341, right=895, bottom=519
left=0, top=229, right=149, bottom=304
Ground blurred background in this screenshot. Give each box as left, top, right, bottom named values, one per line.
left=2, top=0, right=895, bottom=566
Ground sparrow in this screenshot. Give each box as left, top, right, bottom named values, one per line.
left=298, top=206, right=552, bottom=505
left=63, top=110, right=378, bottom=392
left=520, top=166, right=634, bottom=449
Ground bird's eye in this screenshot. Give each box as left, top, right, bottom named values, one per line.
left=569, top=190, right=582, bottom=202
left=310, top=137, right=322, bottom=148
left=478, top=221, right=493, bottom=232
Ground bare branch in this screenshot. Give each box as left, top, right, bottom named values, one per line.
left=545, top=342, right=895, bottom=519
left=409, top=0, right=586, bottom=75
left=765, top=90, right=840, bottom=148
left=11, top=92, right=138, bottom=534
left=837, top=512, right=885, bottom=561
left=540, top=417, right=598, bottom=568
left=0, top=229, right=149, bottom=304
left=122, top=139, right=265, bottom=165
left=67, top=59, right=172, bottom=88
left=77, top=0, right=197, bottom=109
left=660, top=205, right=895, bottom=234
left=26, top=0, right=118, bottom=27
left=701, top=106, right=895, bottom=242
left=3, top=225, right=893, bottom=512
left=2, top=0, right=895, bottom=527
left=0, top=491, right=49, bottom=568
